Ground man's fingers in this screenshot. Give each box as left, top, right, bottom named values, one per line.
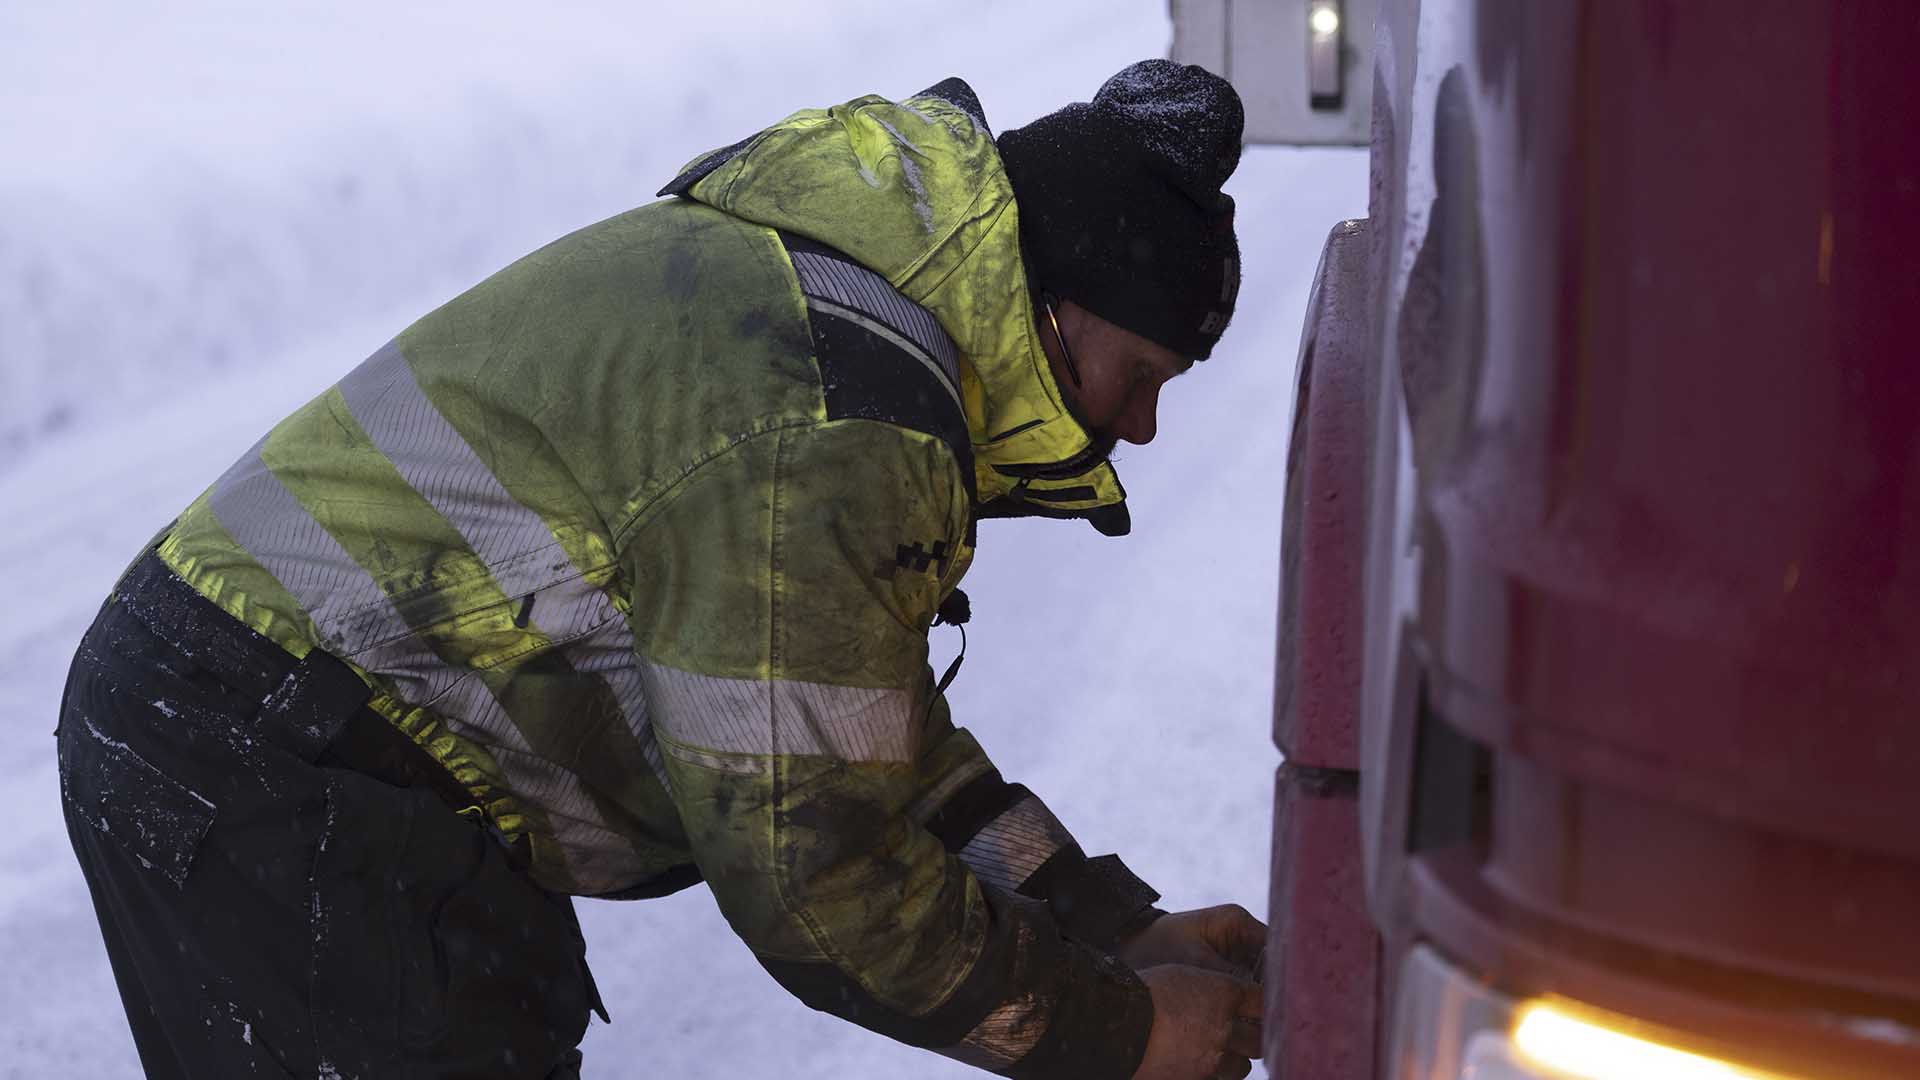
left=1225, top=978, right=1265, bottom=1059
left=1238, top=980, right=1266, bottom=1024
left=1211, top=1053, right=1254, bottom=1080
left=1207, top=904, right=1268, bottom=972
left=1225, top=1012, right=1264, bottom=1060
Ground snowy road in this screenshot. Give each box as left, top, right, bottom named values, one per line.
left=1, top=3, right=1366, bottom=1075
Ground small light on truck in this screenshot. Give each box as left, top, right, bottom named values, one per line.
left=1391, top=946, right=1810, bottom=1080
left=1306, top=0, right=1344, bottom=110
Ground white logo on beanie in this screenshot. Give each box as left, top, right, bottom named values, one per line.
left=1198, top=254, right=1238, bottom=335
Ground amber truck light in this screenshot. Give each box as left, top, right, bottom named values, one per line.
left=1389, top=948, right=1819, bottom=1080
left=1504, top=1002, right=1804, bottom=1080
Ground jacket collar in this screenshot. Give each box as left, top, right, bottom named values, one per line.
left=661, top=79, right=1130, bottom=535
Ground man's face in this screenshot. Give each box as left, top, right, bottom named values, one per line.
left=1038, top=299, right=1195, bottom=455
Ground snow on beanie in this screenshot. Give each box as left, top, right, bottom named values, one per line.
left=997, top=60, right=1245, bottom=360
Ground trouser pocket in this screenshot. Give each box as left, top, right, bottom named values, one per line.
left=58, top=716, right=218, bottom=888
left=57, top=605, right=229, bottom=889
left=58, top=601, right=320, bottom=1080
left=311, top=769, right=595, bottom=1079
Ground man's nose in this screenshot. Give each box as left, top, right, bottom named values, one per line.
left=1116, top=385, right=1160, bottom=445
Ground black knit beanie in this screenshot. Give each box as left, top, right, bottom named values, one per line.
left=998, top=60, right=1245, bottom=360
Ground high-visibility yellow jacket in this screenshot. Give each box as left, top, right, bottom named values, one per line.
left=155, top=79, right=1159, bottom=1076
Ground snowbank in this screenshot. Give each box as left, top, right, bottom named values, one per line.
left=1, top=1, right=1168, bottom=461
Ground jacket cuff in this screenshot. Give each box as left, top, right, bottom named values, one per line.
left=1004, top=940, right=1155, bottom=1080
left=1111, top=903, right=1169, bottom=946
left=1020, top=850, right=1162, bottom=952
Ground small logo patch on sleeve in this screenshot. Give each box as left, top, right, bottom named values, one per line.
left=874, top=539, right=952, bottom=581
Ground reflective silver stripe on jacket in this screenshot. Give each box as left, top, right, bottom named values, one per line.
left=944, top=993, right=1048, bottom=1071
left=641, top=661, right=919, bottom=763
left=208, top=340, right=674, bottom=891
left=957, top=794, right=1074, bottom=894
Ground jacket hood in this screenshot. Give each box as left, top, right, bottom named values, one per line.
left=657, top=78, right=1130, bottom=536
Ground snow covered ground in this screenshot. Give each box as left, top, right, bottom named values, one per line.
left=0, top=2, right=1367, bottom=1075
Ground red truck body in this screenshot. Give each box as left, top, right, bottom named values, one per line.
left=1269, top=2, right=1920, bottom=1076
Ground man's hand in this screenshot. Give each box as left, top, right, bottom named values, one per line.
left=1116, top=904, right=1267, bottom=983
left=1132, top=965, right=1264, bottom=1080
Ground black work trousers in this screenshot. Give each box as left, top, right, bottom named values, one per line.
left=57, top=554, right=602, bottom=1079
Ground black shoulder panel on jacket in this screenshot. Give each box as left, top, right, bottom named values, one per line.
left=656, top=132, right=763, bottom=199
left=911, top=77, right=992, bottom=137
left=781, top=233, right=976, bottom=506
